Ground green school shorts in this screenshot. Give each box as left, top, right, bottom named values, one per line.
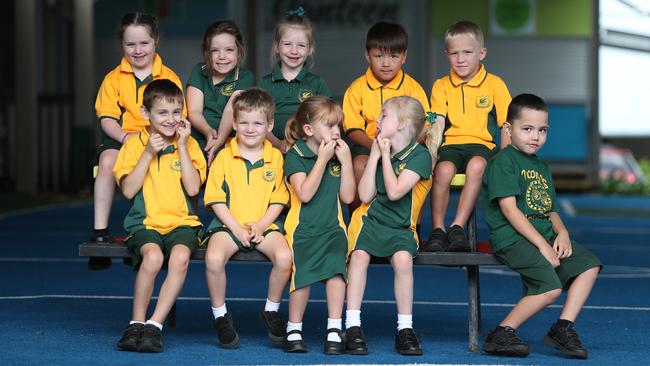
left=204, top=227, right=281, bottom=252
left=438, top=144, right=494, bottom=172
left=125, top=226, right=201, bottom=270
left=495, top=237, right=602, bottom=296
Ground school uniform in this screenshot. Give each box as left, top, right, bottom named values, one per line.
left=284, top=140, right=348, bottom=292
left=203, top=138, right=289, bottom=250
left=347, top=141, right=432, bottom=257
left=342, top=68, right=429, bottom=156
left=113, top=128, right=207, bottom=266
left=482, top=145, right=602, bottom=296
left=259, top=63, right=330, bottom=140
left=186, top=64, right=255, bottom=149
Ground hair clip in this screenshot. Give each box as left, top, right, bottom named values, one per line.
left=425, top=111, right=437, bottom=125
left=285, top=6, right=305, bottom=17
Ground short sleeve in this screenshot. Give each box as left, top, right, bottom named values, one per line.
left=412, top=82, right=430, bottom=111
left=238, top=69, right=256, bottom=90
left=485, top=155, right=519, bottom=203
left=186, top=63, right=206, bottom=91
left=113, top=139, right=139, bottom=186
left=270, top=153, right=290, bottom=205
left=429, top=78, right=448, bottom=117
left=95, top=73, right=121, bottom=121
left=404, top=147, right=433, bottom=179
left=317, top=77, right=332, bottom=98
left=283, top=149, right=307, bottom=178
left=492, top=76, right=512, bottom=127
left=342, top=82, right=365, bottom=133
left=204, top=150, right=228, bottom=206
left=188, top=138, right=207, bottom=183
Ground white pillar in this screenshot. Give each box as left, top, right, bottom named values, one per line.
left=74, top=0, right=94, bottom=129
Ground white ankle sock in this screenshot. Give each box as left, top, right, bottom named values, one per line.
left=397, top=313, right=413, bottom=330
left=265, top=298, right=280, bottom=312
left=212, top=303, right=227, bottom=319
left=286, top=321, right=302, bottom=341
left=129, top=320, right=145, bottom=325
left=345, top=309, right=361, bottom=329
left=145, top=319, right=163, bottom=331
left=327, top=318, right=342, bottom=342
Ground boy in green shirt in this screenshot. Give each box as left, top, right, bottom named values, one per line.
left=481, top=94, right=601, bottom=359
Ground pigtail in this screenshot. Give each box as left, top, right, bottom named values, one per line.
left=285, top=115, right=303, bottom=147
left=421, top=113, right=443, bottom=161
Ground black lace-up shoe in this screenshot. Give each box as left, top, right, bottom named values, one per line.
left=395, top=328, right=423, bottom=356
left=117, top=323, right=143, bottom=351
left=446, top=224, right=470, bottom=252
left=483, top=326, right=529, bottom=357
left=544, top=321, right=588, bottom=359
left=344, top=326, right=368, bottom=355
left=138, top=324, right=163, bottom=353
left=260, top=309, right=285, bottom=344
left=323, top=328, right=344, bottom=355
left=283, top=329, right=307, bottom=353
left=424, top=228, right=448, bottom=252
left=214, top=313, right=239, bottom=349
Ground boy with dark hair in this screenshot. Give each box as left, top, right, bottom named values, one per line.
left=113, top=79, right=206, bottom=352
left=481, top=93, right=601, bottom=359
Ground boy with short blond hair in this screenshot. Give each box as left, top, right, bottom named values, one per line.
left=203, top=87, right=292, bottom=349
left=426, top=20, right=512, bottom=252
left=342, top=21, right=429, bottom=188
left=114, top=79, right=206, bottom=353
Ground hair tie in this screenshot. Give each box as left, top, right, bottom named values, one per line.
left=285, top=6, right=305, bottom=17
left=425, top=112, right=437, bottom=125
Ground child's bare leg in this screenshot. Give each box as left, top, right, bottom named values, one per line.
left=93, top=149, right=118, bottom=230
left=132, top=243, right=164, bottom=321
left=559, top=267, right=599, bottom=321
left=326, top=276, right=346, bottom=319
left=256, top=232, right=292, bottom=302
left=350, top=155, right=369, bottom=211
left=501, top=288, right=562, bottom=329
left=346, top=250, right=371, bottom=310
left=205, top=232, right=239, bottom=307
left=391, top=251, right=414, bottom=315
left=431, top=161, right=456, bottom=229
left=149, top=244, right=191, bottom=324
left=288, top=286, right=310, bottom=323
left=452, top=156, right=486, bottom=227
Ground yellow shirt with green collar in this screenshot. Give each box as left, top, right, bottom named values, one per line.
left=113, top=128, right=207, bottom=235
left=95, top=54, right=185, bottom=133
left=343, top=68, right=429, bottom=140
left=204, top=138, right=289, bottom=232
left=430, top=64, right=511, bottom=149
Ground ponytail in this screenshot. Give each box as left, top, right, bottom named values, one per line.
left=285, top=115, right=303, bottom=147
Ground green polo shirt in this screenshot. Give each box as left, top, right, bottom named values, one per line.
left=259, top=63, right=331, bottom=139
left=186, top=63, right=254, bottom=147
left=481, top=145, right=559, bottom=252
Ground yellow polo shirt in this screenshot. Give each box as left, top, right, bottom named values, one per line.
left=430, top=64, right=511, bottom=149
left=343, top=68, right=429, bottom=139
left=95, top=54, right=185, bottom=133
left=204, top=138, right=289, bottom=231
left=113, top=128, right=207, bottom=235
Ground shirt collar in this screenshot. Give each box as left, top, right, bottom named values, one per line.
left=365, top=67, right=405, bottom=90
left=120, top=54, right=163, bottom=77
left=291, top=140, right=317, bottom=158
left=201, top=64, right=240, bottom=86
left=449, top=64, right=487, bottom=87
left=271, top=62, right=309, bottom=82
left=138, top=127, right=178, bottom=155
left=229, top=138, right=275, bottom=163
left=393, top=140, right=419, bottom=161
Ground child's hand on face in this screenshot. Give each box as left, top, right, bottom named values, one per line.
left=377, top=137, right=391, bottom=156
left=318, top=139, right=337, bottom=160
left=334, top=139, right=351, bottom=161
left=539, top=244, right=560, bottom=268
left=369, top=139, right=381, bottom=159
left=146, top=133, right=166, bottom=155
left=177, top=119, right=191, bottom=146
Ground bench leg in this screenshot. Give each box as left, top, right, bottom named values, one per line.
left=467, top=265, right=480, bottom=352
left=168, top=302, right=177, bottom=331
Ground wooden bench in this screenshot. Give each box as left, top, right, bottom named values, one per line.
left=79, top=242, right=500, bottom=352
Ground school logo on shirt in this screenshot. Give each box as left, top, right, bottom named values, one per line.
left=523, top=169, right=552, bottom=213
left=329, top=163, right=341, bottom=177
left=263, top=167, right=275, bottom=182
left=476, top=95, right=492, bottom=109
left=298, top=89, right=313, bottom=102
left=395, top=162, right=407, bottom=175
left=220, top=83, right=235, bottom=96
left=170, top=159, right=182, bottom=173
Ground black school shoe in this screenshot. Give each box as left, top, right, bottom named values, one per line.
left=424, top=228, right=448, bottom=252
left=395, top=328, right=423, bottom=356
left=283, top=329, right=307, bottom=353
left=138, top=324, right=163, bottom=353
left=117, top=323, right=143, bottom=351
left=483, top=326, right=529, bottom=357
left=87, top=231, right=113, bottom=270
left=214, top=313, right=239, bottom=349
left=323, top=328, right=344, bottom=355
left=344, top=326, right=368, bottom=355
left=446, top=224, right=471, bottom=252
left=544, top=321, right=588, bottom=359
left=260, top=309, right=286, bottom=344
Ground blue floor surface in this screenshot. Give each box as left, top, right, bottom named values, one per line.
left=1, top=194, right=649, bottom=365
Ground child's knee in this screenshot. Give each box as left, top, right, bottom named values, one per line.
left=433, top=163, right=455, bottom=184
left=168, top=245, right=191, bottom=270
left=204, top=246, right=228, bottom=271
left=465, top=157, right=487, bottom=177
left=272, top=247, right=293, bottom=271
left=541, top=288, right=562, bottom=304
left=392, top=251, right=413, bottom=272
left=349, top=250, right=370, bottom=266
left=140, top=249, right=164, bottom=272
